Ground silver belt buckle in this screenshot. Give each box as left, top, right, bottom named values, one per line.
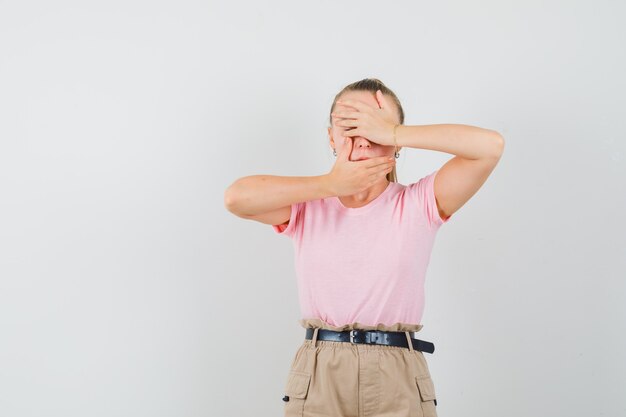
left=349, top=329, right=357, bottom=344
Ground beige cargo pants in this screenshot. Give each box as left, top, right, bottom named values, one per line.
left=282, top=318, right=438, bottom=417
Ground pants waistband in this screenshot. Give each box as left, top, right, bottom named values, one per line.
left=305, top=327, right=435, bottom=354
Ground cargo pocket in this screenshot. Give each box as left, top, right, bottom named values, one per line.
left=282, top=370, right=311, bottom=417
left=415, top=375, right=438, bottom=417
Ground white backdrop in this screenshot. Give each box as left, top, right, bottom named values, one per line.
left=1, top=1, right=624, bottom=416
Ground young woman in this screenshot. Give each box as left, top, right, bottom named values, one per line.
left=224, top=78, right=504, bottom=417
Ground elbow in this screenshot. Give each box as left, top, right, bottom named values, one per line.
left=490, top=132, right=505, bottom=159
left=224, top=187, right=234, bottom=213
left=224, top=183, right=242, bottom=214
left=224, top=178, right=255, bottom=217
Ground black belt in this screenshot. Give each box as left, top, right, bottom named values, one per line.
left=305, top=328, right=435, bottom=354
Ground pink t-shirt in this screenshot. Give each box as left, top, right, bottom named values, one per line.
left=272, top=169, right=451, bottom=328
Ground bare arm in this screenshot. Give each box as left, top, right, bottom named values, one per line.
left=395, top=124, right=505, bottom=219
left=224, top=174, right=334, bottom=224
left=225, top=141, right=395, bottom=225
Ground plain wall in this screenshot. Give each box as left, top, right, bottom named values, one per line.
left=1, top=1, right=624, bottom=416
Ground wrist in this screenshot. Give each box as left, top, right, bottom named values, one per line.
left=317, top=174, right=337, bottom=198
left=393, top=124, right=399, bottom=148
left=394, top=124, right=409, bottom=148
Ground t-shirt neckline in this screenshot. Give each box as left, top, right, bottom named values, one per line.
left=329, top=181, right=395, bottom=215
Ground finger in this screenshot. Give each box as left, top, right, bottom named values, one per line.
left=375, top=90, right=395, bottom=116
left=336, top=103, right=358, bottom=110
left=333, top=107, right=359, bottom=123
left=373, top=155, right=395, bottom=164
left=342, top=128, right=360, bottom=137
left=376, top=161, right=395, bottom=175
left=332, top=110, right=360, bottom=120
left=368, top=163, right=395, bottom=176
left=337, top=118, right=357, bottom=128
left=378, top=90, right=391, bottom=109
left=336, top=103, right=358, bottom=111
left=338, top=137, right=352, bottom=161
left=332, top=106, right=358, bottom=127
left=375, top=90, right=384, bottom=109
left=364, top=156, right=396, bottom=168
left=334, top=104, right=358, bottom=117
left=336, top=98, right=373, bottom=113
left=368, top=164, right=393, bottom=182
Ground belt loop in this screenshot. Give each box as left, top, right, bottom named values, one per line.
left=405, top=331, right=414, bottom=352
left=312, top=328, right=319, bottom=347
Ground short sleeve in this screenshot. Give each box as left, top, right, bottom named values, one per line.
left=408, top=170, right=452, bottom=228
left=271, top=202, right=303, bottom=238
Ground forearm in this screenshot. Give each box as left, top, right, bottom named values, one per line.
left=395, top=124, right=504, bottom=160
left=224, top=174, right=333, bottom=216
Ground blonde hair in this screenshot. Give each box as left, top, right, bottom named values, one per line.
left=328, top=78, right=405, bottom=182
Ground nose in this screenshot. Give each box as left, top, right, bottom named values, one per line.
left=352, top=137, right=372, bottom=148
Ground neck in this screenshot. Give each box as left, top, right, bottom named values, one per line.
left=339, top=180, right=390, bottom=207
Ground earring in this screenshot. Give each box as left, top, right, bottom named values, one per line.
left=395, top=150, right=400, bottom=158
left=333, top=148, right=337, bottom=157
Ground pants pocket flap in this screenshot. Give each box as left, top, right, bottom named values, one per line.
left=415, top=375, right=437, bottom=401
left=285, top=370, right=311, bottom=399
